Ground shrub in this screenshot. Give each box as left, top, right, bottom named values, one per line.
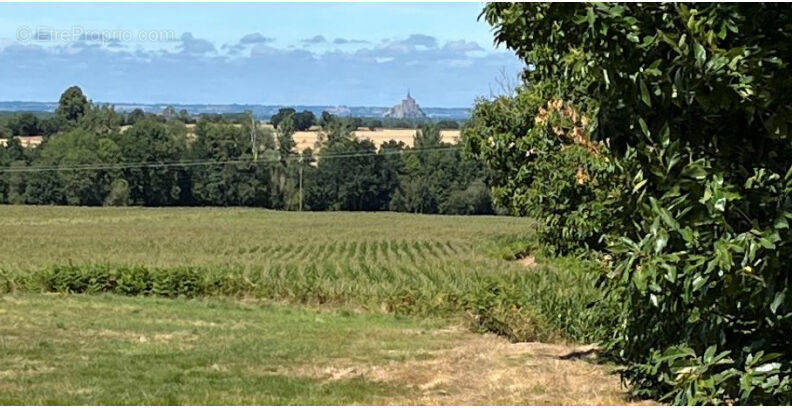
left=478, top=3, right=792, bottom=404
left=465, top=282, right=559, bottom=342
left=103, top=179, right=130, bottom=206
left=465, top=85, right=625, bottom=254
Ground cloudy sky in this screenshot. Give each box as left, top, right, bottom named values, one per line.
left=0, top=3, right=524, bottom=107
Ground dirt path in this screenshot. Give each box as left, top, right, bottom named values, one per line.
left=295, top=327, right=652, bottom=405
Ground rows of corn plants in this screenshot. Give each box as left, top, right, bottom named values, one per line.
left=0, top=212, right=609, bottom=344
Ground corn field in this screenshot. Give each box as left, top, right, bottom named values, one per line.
left=0, top=205, right=609, bottom=342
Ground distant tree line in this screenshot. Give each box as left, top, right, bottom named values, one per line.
left=0, top=87, right=491, bottom=214
left=1, top=106, right=463, bottom=139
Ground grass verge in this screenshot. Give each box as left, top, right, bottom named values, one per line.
left=0, top=293, right=637, bottom=405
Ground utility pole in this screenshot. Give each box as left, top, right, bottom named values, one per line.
left=249, top=111, right=258, bottom=161
left=299, top=161, right=303, bottom=212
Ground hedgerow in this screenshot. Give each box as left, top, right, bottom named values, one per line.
left=470, top=3, right=792, bottom=404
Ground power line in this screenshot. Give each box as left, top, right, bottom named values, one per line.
left=0, top=146, right=461, bottom=174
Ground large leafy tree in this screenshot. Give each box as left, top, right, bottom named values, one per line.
left=0, top=138, right=28, bottom=203
left=117, top=119, right=189, bottom=206
left=25, top=128, right=121, bottom=205
left=55, top=86, right=90, bottom=124
left=270, top=108, right=316, bottom=131
left=190, top=120, right=270, bottom=206
left=268, top=114, right=298, bottom=209
left=394, top=124, right=492, bottom=214
left=22, top=97, right=125, bottom=206
left=305, top=119, right=393, bottom=211
left=9, top=113, right=41, bottom=136
left=472, top=3, right=792, bottom=404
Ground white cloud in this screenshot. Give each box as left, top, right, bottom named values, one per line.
left=443, top=40, right=483, bottom=53
left=301, top=35, right=326, bottom=45
left=333, top=38, right=368, bottom=45
left=239, top=33, right=275, bottom=44
left=177, top=32, right=215, bottom=55
left=0, top=32, right=524, bottom=106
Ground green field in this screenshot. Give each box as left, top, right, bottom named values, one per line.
left=1, top=206, right=532, bottom=270
left=0, top=206, right=629, bottom=404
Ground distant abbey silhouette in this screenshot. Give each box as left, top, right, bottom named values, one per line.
left=384, top=91, right=427, bottom=119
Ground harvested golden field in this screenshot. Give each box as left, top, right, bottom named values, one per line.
left=293, top=128, right=460, bottom=151
left=119, top=123, right=460, bottom=151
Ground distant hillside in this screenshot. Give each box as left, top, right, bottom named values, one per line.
left=0, top=101, right=470, bottom=120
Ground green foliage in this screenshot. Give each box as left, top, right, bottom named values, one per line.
left=392, top=124, right=492, bottom=214
left=78, top=105, right=122, bottom=136
left=1, top=87, right=490, bottom=215
left=191, top=120, right=271, bottom=206
left=276, top=114, right=297, bottom=164
left=436, top=120, right=459, bottom=130
left=56, top=86, right=89, bottom=124
left=271, top=108, right=315, bottom=131
left=0, top=139, right=26, bottom=203
left=479, top=2, right=792, bottom=404
left=268, top=116, right=298, bottom=209
left=24, top=128, right=122, bottom=205
left=7, top=113, right=42, bottom=136
left=465, top=90, right=623, bottom=252
left=126, top=108, right=146, bottom=125
left=306, top=122, right=394, bottom=211
left=3, top=160, right=27, bottom=204
left=103, top=179, right=130, bottom=206
left=118, top=119, right=188, bottom=205
left=6, top=254, right=606, bottom=345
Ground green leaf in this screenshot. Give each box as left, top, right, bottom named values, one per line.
left=654, top=230, right=669, bottom=253
left=586, top=7, right=596, bottom=29
left=639, top=78, right=652, bottom=107
left=703, top=345, right=717, bottom=363
left=694, top=43, right=707, bottom=67
left=638, top=117, right=650, bottom=137
left=770, top=291, right=785, bottom=314
left=692, top=275, right=708, bottom=292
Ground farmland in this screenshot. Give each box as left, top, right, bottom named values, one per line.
left=0, top=206, right=625, bottom=404
left=0, top=206, right=524, bottom=271
left=3, top=126, right=461, bottom=152
left=0, top=206, right=632, bottom=404
left=123, top=123, right=463, bottom=152
left=291, top=128, right=460, bottom=151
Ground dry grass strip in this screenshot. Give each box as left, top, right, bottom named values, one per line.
left=292, top=328, right=654, bottom=405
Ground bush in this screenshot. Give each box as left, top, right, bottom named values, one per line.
left=465, top=88, right=625, bottom=254
left=104, top=179, right=130, bottom=206
left=439, top=179, right=493, bottom=215
left=466, top=283, right=557, bottom=342
left=478, top=3, right=792, bottom=404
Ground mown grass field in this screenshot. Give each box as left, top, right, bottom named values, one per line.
left=0, top=206, right=631, bottom=404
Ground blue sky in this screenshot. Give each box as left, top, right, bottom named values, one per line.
left=0, top=2, right=524, bottom=107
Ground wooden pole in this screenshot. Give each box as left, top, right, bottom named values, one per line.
left=299, top=163, right=303, bottom=212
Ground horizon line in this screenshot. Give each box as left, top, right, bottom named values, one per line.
left=0, top=100, right=474, bottom=111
